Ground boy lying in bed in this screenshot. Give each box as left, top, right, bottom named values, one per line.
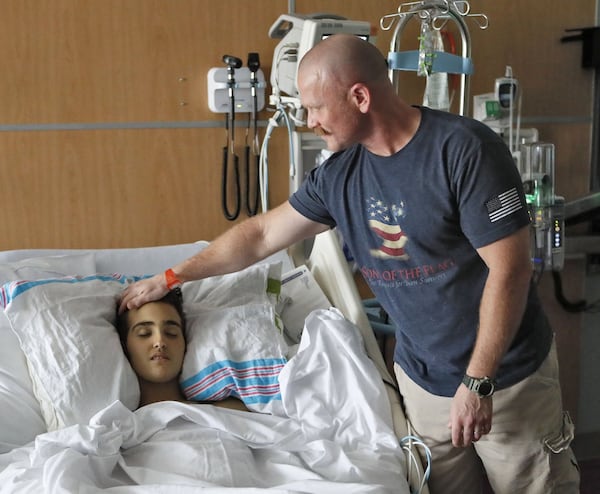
left=116, top=289, right=248, bottom=412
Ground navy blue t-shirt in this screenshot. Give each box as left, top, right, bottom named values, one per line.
left=290, top=107, right=553, bottom=397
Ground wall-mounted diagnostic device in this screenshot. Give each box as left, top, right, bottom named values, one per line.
left=207, top=66, right=266, bottom=114
left=209, top=54, right=266, bottom=221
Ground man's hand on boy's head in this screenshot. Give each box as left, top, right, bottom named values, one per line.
left=118, top=274, right=169, bottom=314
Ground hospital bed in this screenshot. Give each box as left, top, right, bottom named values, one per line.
left=0, top=230, right=430, bottom=493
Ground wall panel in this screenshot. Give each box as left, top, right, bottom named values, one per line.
left=2, top=0, right=593, bottom=249
left=0, top=127, right=290, bottom=248
left=1, top=0, right=287, bottom=123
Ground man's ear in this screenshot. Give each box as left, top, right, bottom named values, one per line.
left=349, top=83, right=370, bottom=113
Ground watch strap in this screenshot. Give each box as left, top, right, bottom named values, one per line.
left=462, top=374, right=496, bottom=397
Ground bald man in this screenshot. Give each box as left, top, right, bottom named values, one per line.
left=120, top=34, right=579, bottom=493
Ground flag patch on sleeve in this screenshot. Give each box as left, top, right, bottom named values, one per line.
left=485, top=187, right=523, bottom=223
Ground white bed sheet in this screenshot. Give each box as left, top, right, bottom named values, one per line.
left=0, top=309, right=409, bottom=494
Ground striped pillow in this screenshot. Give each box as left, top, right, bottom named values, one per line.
left=179, top=263, right=288, bottom=414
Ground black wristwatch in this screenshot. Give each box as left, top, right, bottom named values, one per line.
left=462, top=374, right=496, bottom=398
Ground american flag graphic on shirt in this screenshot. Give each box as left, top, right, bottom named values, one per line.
left=367, top=197, right=409, bottom=260
left=485, top=187, right=523, bottom=223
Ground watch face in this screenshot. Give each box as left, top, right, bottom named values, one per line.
left=478, top=381, right=493, bottom=396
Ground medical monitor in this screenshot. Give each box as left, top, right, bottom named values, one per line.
left=269, top=14, right=372, bottom=98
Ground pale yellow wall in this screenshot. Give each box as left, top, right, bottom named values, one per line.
left=0, top=0, right=592, bottom=248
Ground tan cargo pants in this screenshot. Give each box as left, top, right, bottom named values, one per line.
left=394, top=341, right=580, bottom=494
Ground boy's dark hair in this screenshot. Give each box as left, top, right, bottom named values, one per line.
left=116, top=288, right=186, bottom=354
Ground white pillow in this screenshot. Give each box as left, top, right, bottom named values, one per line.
left=1, top=274, right=140, bottom=431
left=180, top=263, right=288, bottom=413
left=0, top=253, right=96, bottom=451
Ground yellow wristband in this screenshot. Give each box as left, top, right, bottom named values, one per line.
left=165, top=268, right=182, bottom=290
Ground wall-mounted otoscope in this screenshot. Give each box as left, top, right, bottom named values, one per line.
left=223, top=54, right=243, bottom=138
left=207, top=54, right=266, bottom=220
left=222, top=54, right=243, bottom=220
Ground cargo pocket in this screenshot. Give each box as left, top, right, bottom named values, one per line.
left=543, top=412, right=580, bottom=493
left=543, top=411, right=574, bottom=454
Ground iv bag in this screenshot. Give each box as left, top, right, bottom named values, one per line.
left=422, top=29, right=450, bottom=111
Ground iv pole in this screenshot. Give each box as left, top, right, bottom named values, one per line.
left=384, top=1, right=478, bottom=116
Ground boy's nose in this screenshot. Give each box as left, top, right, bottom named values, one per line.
left=153, top=339, right=166, bottom=349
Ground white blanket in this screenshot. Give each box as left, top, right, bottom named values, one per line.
left=0, top=309, right=409, bottom=494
